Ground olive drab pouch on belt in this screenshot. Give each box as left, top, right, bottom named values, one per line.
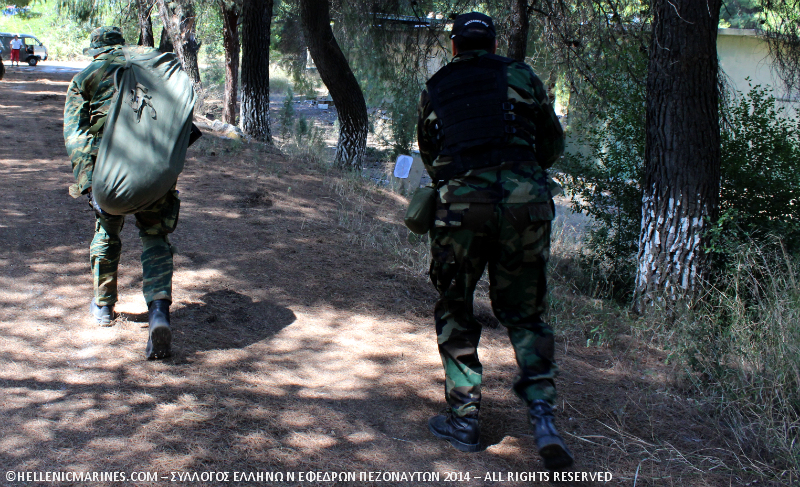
left=404, top=185, right=437, bottom=235
left=90, top=46, right=196, bottom=215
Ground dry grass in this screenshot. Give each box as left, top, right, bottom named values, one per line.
left=323, top=167, right=431, bottom=278
left=665, top=246, right=800, bottom=484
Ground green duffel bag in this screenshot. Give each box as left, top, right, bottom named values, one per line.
left=404, top=185, right=437, bottom=235
left=91, top=46, right=196, bottom=215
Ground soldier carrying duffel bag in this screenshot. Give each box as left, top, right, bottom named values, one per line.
left=63, top=26, right=200, bottom=360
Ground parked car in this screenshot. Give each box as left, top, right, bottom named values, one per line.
left=0, top=33, right=48, bottom=66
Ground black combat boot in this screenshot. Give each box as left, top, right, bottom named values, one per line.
left=90, top=299, right=114, bottom=326
left=145, top=299, right=172, bottom=360
left=428, top=409, right=481, bottom=452
left=529, top=400, right=574, bottom=470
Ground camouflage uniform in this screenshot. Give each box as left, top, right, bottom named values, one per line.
left=418, top=49, right=565, bottom=417
left=64, top=27, right=179, bottom=308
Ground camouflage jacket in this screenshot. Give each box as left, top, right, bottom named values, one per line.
left=417, top=50, right=564, bottom=206
left=63, top=46, right=126, bottom=198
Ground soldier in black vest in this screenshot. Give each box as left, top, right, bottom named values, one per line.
left=417, top=12, right=573, bottom=469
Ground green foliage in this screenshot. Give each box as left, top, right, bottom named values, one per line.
left=706, top=84, right=800, bottom=266
left=271, top=0, right=320, bottom=99
left=529, top=0, right=650, bottom=116
left=314, top=1, right=457, bottom=155
left=347, top=28, right=432, bottom=155
left=0, top=1, right=92, bottom=60
left=719, top=0, right=764, bottom=28
left=346, top=18, right=447, bottom=155
left=295, top=113, right=309, bottom=140
left=277, top=111, right=328, bottom=165
left=558, top=110, right=644, bottom=299
left=201, top=62, right=226, bottom=88
left=55, top=0, right=140, bottom=35
left=195, top=3, right=223, bottom=62
left=560, top=78, right=800, bottom=302
left=364, top=145, right=391, bottom=162
left=279, top=86, right=295, bottom=137
left=533, top=1, right=651, bottom=301
left=556, top=39, right=647, bottom=300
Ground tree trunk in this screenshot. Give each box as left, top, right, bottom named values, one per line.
left=299, top=0, right=368, bottom=168
left=239, top=0, right=273, bottom=142
left=156, top=0, right=204, bottom=110
left=634, top=0, right=722, bottom=312
left=507, top=0, right=529, bottom=61
left=136, top=0, right=155, bottom=47
left=158, top=27, right=173, bottom=53
left=220, top=0, right=240, bottom=125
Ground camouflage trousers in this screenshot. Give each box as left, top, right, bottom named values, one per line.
left=90, top=188, right=180, bottom=307
left=429, top=201, right=557, bottom=417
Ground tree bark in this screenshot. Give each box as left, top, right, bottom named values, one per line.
left=136, top=0, right=155, bottom=47
left=634, top=0, right=722, bottom=312
left=158, top=27, right=173, bottom=53
left=240, top=0, right=273, bottom=142
left=507, top=0, right=530, bottom=61
left=299, top=0, right=368, bottom=168
left=156, top=0, right=203, bottom=110
left=220, top=0, right=240, bottom=125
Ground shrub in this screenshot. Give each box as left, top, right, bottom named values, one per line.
left=559, top=83, right=800, bottom=300
left=557, top=87, right=645, bottom=301
left=201, top=62, right=226, bottom=90
left=276, top=112, right=329, bottom=167
left=279, top=87, right=295, bottom=138
left=707, top=84, right=800, bottom=268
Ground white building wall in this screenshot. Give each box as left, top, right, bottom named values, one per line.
left=563, top=29, right=798, bottom=155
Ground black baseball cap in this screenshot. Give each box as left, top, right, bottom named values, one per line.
left=450, top=12, right=496, bottom=39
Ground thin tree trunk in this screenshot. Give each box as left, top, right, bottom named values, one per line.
left=220, top=0, right=240, bottom=125
left=137, top=0, right=155, bottom=47
left=299, top=0, right=368, bottom=168
left=634, top=0, right=722, bottom=312
left=156, top=0, right=204, bottom=110
left=507, top=0, right=529, bottom=61
left=239, top=0, right=273, bottom=142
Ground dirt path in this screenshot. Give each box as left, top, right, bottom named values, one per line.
left=0, top=68, right=767, bottom=487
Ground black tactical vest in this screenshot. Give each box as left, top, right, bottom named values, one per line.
left=426, top=53, right=536, bottom=181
